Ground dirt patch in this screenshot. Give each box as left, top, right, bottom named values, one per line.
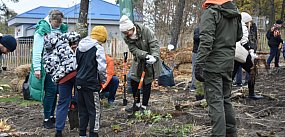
left=1, top=67, right=285, bottom=136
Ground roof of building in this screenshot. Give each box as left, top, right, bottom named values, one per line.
left=13, top=0, right=120, bottom=20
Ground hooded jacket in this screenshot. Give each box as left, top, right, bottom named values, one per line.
left=76, top=36, right=107, bottom=91
left=101, top=54, right=115, bottom=89
left=123, top=23, right=162, bottom=85
left=29, top=17, right=68, bottom=101
left=196, top=1, right=243, bottom=73
left=42, top=33, right=77, bottom=83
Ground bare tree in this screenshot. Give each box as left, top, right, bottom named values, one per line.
left=281, top=0, right=285, bottom=20
left=77, top=0, right=89, bottom=38
left=269, top=0, right=275, bottom=27
left=170, top=0, right=185, bottom=49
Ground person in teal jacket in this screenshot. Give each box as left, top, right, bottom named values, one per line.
left=29, top=9, right=68, bottom=129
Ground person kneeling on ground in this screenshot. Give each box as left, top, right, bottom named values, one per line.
left=99, top=54, right=119, bottom=105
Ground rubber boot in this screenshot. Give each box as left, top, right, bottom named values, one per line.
left=249, top=91, right=264, bottom=100
left=226, top=132, right=238, bottom=137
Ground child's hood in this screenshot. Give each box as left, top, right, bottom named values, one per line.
left=78, top=36, right=98, bottom=52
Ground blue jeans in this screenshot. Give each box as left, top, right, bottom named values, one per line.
left=235, top=66, right=242, bottom=84
left=101, top=76, right=119, bottom=103
left=190, top=52, right=197, bottom=90
left=267, top=46, right=280, bottom=67
left=43, top=74, right=57, bottom=120
left=235, top=66, right=250, bottom=84
left=56, top=77, right=76, bottom=131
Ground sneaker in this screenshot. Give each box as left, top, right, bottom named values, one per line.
left=43, top=119, right=55, bottom=129
left=125, top=104, right=140, bottom=113
left=232, top=83, right=242, bottom=87
left=242, top=82, right=248, bottom=87
left=55, top=132, right=62, bottom=137
left=189, top=88, right=196, bottom=92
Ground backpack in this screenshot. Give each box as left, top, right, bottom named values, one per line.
left=22, top=73, right=31, bottom=100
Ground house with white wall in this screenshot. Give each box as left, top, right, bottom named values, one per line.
left=8, top=0, right=141, bottom=39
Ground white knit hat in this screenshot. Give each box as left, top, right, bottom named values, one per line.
left=241, top=12, right=252, bottom=23
left=119, top=15, right=134, bottom=32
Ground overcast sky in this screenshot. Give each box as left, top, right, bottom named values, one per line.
left=5, top=0, right=116, bottom=14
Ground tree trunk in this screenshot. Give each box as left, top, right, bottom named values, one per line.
left=170, top=0, right=185, bottom=50
left=269, top=0, right=275, bottom=28
left=281, top=0, right=285, bottom=20
left=77, top=0, right=89, bottom=38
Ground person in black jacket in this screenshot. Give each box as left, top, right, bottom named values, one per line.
left=189, top=27, right=200, bottom=92
left=266, top=20, right=283, bottom=69
left=76, top=26, right=107, bottom=137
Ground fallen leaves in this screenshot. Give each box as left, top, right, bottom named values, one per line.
left=0, top=119, right=11, bottom=132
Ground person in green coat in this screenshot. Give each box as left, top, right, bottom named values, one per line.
left=195, top=0, right=242, bottom=136
left=29, top=9, right=68, bottom=129
left=119, top=15, right=162, bottom=113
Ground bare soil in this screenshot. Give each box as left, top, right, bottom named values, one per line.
left=1, top=66, right=285, bottom=137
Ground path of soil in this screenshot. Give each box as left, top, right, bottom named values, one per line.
left=1, top=67, right=285, bottom=137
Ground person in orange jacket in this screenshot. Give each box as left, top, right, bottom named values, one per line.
left=100, top=54, right=119, bottom=104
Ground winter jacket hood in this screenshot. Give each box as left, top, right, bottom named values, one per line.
left=209, top=1, right=240, bottom=19
left=35, top=17, right=68, bottom=36
left=78, top=36, right=99, bottom=52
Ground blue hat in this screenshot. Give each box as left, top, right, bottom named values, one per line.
left=276, top=20, right=283, bottom=25
left=0, top=35, right=17, bottom=52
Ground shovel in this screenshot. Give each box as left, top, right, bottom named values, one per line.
left=123, top=52, right=128, bottom=106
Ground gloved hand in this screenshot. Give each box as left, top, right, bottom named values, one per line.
left=195, top=64, right=205, bottom=82
left=146, top=55, right=157, bottom=64
left=249, top=49, right=258, bottom=63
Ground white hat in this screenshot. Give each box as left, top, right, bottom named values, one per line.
left=119, top=15, right=134, bottom=32
left=241, top=12, right=252, bottom=23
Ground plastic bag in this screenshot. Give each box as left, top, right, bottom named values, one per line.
left=158, top=61, right=175, bottom=87
left=235, top=42, right=248, bottom=63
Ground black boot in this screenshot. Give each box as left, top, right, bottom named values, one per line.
left=50, top=117, right=56, bottom=123
left=55, top=131, right=62, bottom=137
left=89, top=132, right=99, bottom=137
left=249, top=93, right=264, bottom=100
left=43, top=119, right=55, bottom=129
left=226, top=132, right=237, bottom=137
left=125, top=103, right=140, bottom=113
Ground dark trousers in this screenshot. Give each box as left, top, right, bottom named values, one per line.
left=233, top=55, right=255, bottom=95
left=56, top=77, right=76, bottom=131
left=101, top=76, right=119, bottom=103
left=43, top=74, right=57, bottom=119
left=267, top=46, right=281, bottom=67
left=131, top=79, right=151, bottom=106
left=204, top=71, right=237, bottom=136
left=77, top=89, right=101, bottom=136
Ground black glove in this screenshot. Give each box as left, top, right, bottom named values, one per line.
left=195, top=64, right=205, bottom=82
